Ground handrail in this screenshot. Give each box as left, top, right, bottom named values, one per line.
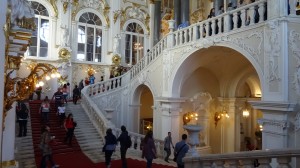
left=184, top=148, right=300, bottom=167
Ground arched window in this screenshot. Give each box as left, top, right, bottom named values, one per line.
left=77, top=12, right=102, bottom=62
left=26, top=1, right=49, bottom=57
left=125, top=22, right=145, bottom=66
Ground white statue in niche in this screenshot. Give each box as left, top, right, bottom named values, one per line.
left=61, top=25, right=69, bottom=47
left=113, top=34, right=120, bottom=54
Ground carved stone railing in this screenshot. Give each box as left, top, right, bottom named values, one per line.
left=81, top=74, right=165, bottom=158
left=130, top=0, right=268, bottom=80
left=184, top=148, right=300, bottom=168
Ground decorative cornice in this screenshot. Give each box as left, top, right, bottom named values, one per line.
left=257, top=118, right=289, bottom=129
left=249, top=101, right=296, bottom=112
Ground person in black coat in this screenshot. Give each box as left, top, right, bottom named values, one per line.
left=72, top=85, right=80, bottom=104
left=117, top=125, right=130, bottom=168
left=17, top=103, right=29, bottom=137
left=103, top=128, right=117, bottom=168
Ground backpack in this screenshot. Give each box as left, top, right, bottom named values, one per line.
left=126, top=135, right=132, bottom=148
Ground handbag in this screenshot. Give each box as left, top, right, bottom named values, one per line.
left=173, top=144, right=186, bottom=162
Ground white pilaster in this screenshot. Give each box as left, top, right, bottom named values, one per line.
left=250, top=101, right=296, bottom=149
left=2, top=105, right=16, bottom=161
left=149, top=2, right=155, bottom=48
left=0, top=0, right=7, bottom=163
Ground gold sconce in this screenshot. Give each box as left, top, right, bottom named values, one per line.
left=214, top=107, right=229, bottom=127
left=242, top=101, right=250, bottom=118
left=183, top=112, right=199, bottom=125
left=4, top=63, right=60, bottom=112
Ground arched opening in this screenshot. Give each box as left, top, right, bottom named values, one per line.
left=173, top=46, right=262, bottom=154
left=132, top=84, right=154, bottom=135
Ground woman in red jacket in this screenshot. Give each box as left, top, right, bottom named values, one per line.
left=64, top=113, right=76, bottom=146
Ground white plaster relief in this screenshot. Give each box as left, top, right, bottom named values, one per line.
left=294, top=112, right=300, bottom=131
left=265, top=20, right=281, bottom=83
left=83, top=0, right=102, bottom=9
left=289, top=30, right=300, bottom=96
left=215, top=31, right=263, bottom=66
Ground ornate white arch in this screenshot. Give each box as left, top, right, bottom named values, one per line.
left=75, top=8, right=108, bottom=27
left=122, top=19, right=148, bottom=35
left=169, top=42, right=264, bottom=98
left=28, top=0, right=55, bottom=18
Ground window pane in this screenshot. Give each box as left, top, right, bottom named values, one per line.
left=28, top=18, right=38, bottom=56
left=94, top=29, right=102, bottom=62
left=125, top=34, right=131, bottom=64
left=86, top=27, right=94, bottom=61
left=77, top=26, right=85, bottom=43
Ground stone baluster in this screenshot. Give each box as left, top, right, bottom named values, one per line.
left=249, top=5, right=255, bottom=25
left=258, top=2, right=266, bottom=23
left=137, top=137, right=141, bottom=150
left=211, top=20, right=216, bottom=35
left=277, top=157, right=291, bottom=168
left=217, top=17, right=222, bottom=34
left=175, top=33, right=178, bottom=46
left=257, top=158, right=271, bottom=168
left=214, top=160, right=225, bottom=168
left=129, top=136, right=134, bottom=149
left=183, top=29, right=187, bottom=43
left=232, top=11, right=238, bottom=30
left=240, top=9, right=246, bottom=28
left=205, top=21, right=209, bottom=37
left=199, top=23, right=203, bottom=38
left=224, top=14, right=231, bottom=32
left=193, top=25, right=198, bottom=41
left=179, top=31, right=183, bottom=45
left=202, top=161, right=213, bottom=168
left=240, top=159, right=254, bottom=168
left=227, top=159, right=239, bottom=167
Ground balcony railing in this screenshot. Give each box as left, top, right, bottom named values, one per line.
left=130, top=0, right=268, bottom=80
left=184, top=148, right=300, bottom=167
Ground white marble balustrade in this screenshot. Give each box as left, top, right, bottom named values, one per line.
left=129, top=0, right=268, bottom=80
left=184, top=148, right=300, bottom=168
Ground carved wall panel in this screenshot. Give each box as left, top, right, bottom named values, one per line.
left=289, top=30, right=300, bottom=96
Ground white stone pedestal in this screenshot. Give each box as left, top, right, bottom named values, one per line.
left=183, top=125, right=202, bottom=157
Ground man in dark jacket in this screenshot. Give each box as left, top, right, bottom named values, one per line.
left=117, top=125, right=130, bottom=168
left=17, top=103, right=29, bottom=137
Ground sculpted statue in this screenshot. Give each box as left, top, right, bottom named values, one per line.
left=113, top=34, right=120, bottom=54
left=61, top=25, right=69, bottom=47
left=8, top=0, right=35, bottom=26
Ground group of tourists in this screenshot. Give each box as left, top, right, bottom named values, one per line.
left=102, top=125, right=190, bottom=168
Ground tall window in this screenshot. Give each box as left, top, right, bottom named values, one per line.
left=125, top=23, right=145, bottom=66
left=26, top=1, right=49, bottom=57
left=77, top=12, right=102, bottom=62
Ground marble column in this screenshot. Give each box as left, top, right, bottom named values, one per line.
left=153, top=0, right=161, bottom=45
left=149, top=1, right=155, bottom=48
left=250, top=101, right=296, bottom=149
left=174, top=0, right=181, bottom=28
left=180, top=0, right=190, bottom=24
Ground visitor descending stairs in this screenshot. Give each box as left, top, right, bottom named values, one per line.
left=65, top=102, right=116, bottom=163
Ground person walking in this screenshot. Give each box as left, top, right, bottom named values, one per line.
left=51, top=88, right=63, bottom=112
left=103, top=128, right=117, bottom=168
left=174, top=134, right=189, bottom=168
left=142, top=131, right=157, bottom=168
left=117, top=125, right=131, bottom=168
left=164, top=132, right=174, bottom=162
left=40, top=96, right=50, bottom=123
left=64, top=113, right=76, bottom=146
left=17, top=103, right=29, bottom=137
left=57, top=103, right=66, bottom=128
left=40, top=125, right=59, bottom=168
left=72, top=85, right=80, bottom=104
left=62, top=84, right=68, bottom=104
